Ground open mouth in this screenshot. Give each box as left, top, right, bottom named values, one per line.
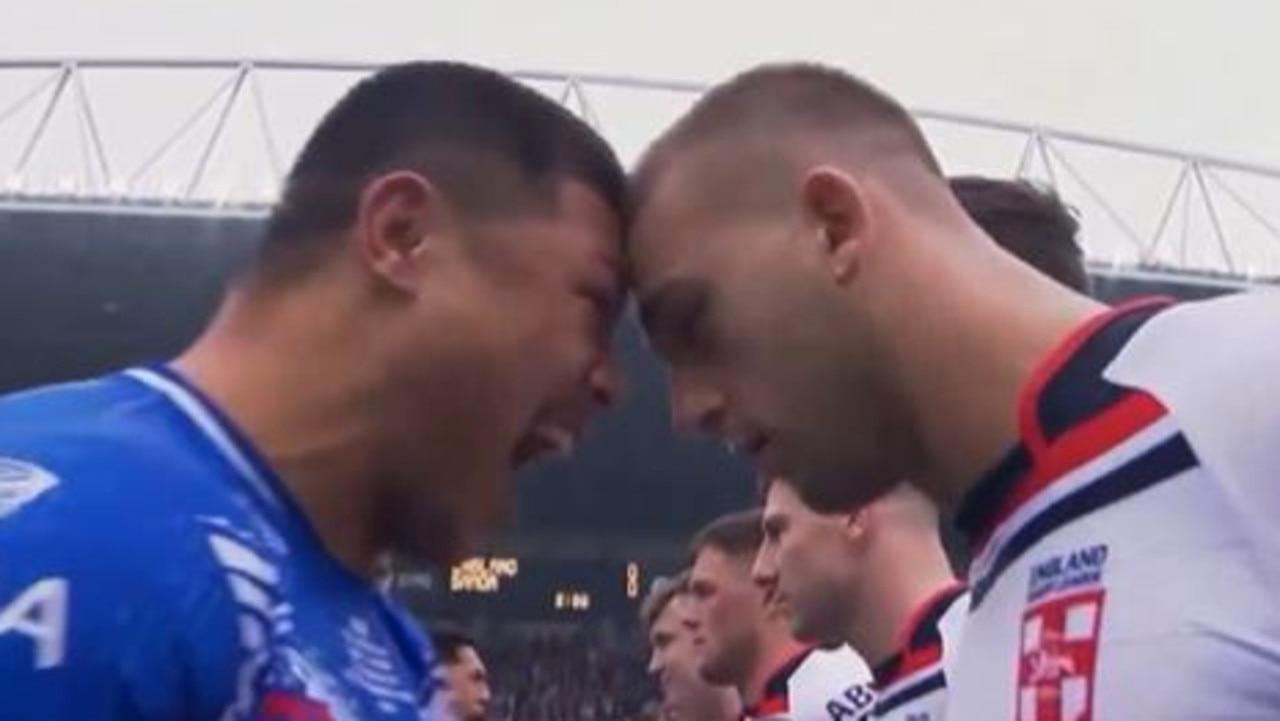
left=511, top=426, right=577, bottom=466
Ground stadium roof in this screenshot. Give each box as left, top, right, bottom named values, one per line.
left=2, top=58, right=1280, bottom=282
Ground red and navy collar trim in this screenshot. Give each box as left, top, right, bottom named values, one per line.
left=871, top=582, right=966, bottom=689
left=742, top=646, right=812, bottom=719
left=954, top=297, right=1175, bottom=555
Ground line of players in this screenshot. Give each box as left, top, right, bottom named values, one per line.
left=642, top=177, right=1090, bottom=721
left=2, top=58, right=1279, bottom=721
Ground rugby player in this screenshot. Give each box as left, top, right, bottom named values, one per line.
left=431, top=625, right=492, bottom=721
left=0, top=61, right=628, bottom=720
left=754, top=480, right=964, bottom=721
left=688, top=511, right=876, bottom=721
left=642, top=571, right=742, bottom=721
left=627, top=61, right=1280, bottom=719
left=751, top=176, right=1092, bottom=720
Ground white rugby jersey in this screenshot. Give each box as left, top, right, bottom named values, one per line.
left=946, top=292, right=1280, bottom=721
left=744, top=644, right=877, bottom=721
left=870, top=583, right=968, bottom=721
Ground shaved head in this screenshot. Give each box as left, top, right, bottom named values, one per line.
left=632, top=63, right=944, bottom=221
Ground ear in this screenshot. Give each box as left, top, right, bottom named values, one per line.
left=841, top=505, right=870, bottom=547
left=800, top=166, right=871, bottom=285
left=353, top=170, right=447, bottom=295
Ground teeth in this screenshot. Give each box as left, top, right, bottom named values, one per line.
left=543, top=427, right=576, bottom=457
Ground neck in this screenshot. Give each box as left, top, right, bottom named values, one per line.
left=693, top=686, right=742, bottom=721
left=844, top=537, right=956, bottom=666
left=741, top=633, right=805, bottom=707
left=877, top=238, right=1105, bottom=511
left=175, top=290, right=389, bottom=579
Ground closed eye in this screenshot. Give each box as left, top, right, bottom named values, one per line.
left=640, top=280, right=709, bottom=359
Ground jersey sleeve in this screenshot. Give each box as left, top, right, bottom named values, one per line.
left=0, top=459, right=243, bottom=721
left=788, top=645, right=877, bottom=721
left=1104, top=291, right=1280, bottom=519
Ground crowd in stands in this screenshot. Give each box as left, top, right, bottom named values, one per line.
left=471, top=624, right=657, bottom=721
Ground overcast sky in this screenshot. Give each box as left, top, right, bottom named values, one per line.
left=4, top=0, right=1280, bottom=274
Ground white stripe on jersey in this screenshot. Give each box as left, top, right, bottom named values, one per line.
left=209, top=533, right=281, bottom=586
left=969, top=413, right=1179, bottom=582
left=126, top=367, right=283, bottom=512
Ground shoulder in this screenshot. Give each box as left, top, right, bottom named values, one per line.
left=0, top=370, right=256, bottom=650
left=787, top=646, right=875, bottom=721
left=1105, top=291, right=1280, bottom=481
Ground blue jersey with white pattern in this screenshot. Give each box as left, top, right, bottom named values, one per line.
left=0, top=366, right=439, bottom=721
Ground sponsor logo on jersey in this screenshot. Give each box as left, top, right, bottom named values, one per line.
left=1027, top=544, right=1108, bottom=604
left=1018, top=544, right=1108, bottom=721
left=824, top=682, right=875, bottom=721
left=0, top=578, right=67, bottom=669
left=0, top=457, right=58, bottom=519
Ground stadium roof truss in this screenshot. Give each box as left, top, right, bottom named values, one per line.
left=1, top=58, right=1278, bottom=285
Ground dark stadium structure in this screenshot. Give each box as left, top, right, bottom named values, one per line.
left=0, top=206, right=1259, bottom=621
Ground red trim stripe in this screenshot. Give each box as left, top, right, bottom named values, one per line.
left=975, top=388, right=1167, bottom=557
left=1017, top=297, right=1170, bottom=458
left=877, top=641, right=944, bottom=690
left=894, top=581, right=964, bottom=654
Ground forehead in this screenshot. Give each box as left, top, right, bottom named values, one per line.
left=492, top=180, right=624, bottom=273
left=653, top=595, right=695, bottom=633
left=447, top=646, right=485, bottom=671
left=628, top=169, right=724, bottom=288
left=764, top=480, right=810, bottom=515
left=691, top=546, right=749, bottom=584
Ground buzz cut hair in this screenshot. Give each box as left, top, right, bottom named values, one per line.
left=632, top=62, right=943, bottom=215
left=254, top=61, right=627, bottom=283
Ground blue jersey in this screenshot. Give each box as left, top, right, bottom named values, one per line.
left=0, top=366, right=440, bottom=721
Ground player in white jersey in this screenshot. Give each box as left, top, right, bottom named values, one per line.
left=625, top=61, right=1280, bottom=719
left=748, top=179, right=1092, bottom=721
left=749, top=178, right=1092, bottom=721
left=754, top=479, right=966, bottom=721
left=687, top=511, right=877, bottom=721
left=642, top=570, right=742, bottom=721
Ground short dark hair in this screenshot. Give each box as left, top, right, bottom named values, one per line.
left=639, top=569, right=690, bottom=630
left=258, top=61, right=627, bottom=277
left=951, top=176, right=1091, bottom=294
left=430, top=623, right=478, bottom=665
left=689, top=509, right=764, bottom=561
left=633, top=63, right=941, bottom=213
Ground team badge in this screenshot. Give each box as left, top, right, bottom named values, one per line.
left=1017, top=544, right=1108, bottom=721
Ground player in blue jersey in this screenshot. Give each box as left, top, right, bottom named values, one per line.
left=0, top=61, right=628, bottom=721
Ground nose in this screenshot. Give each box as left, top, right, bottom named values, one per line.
left=648, top=650, right=662, bottom=675
left=669, top=367, right=725, bottom=437
left=751, top=542, right=779, bottom=588
left=588, top=351, right=624, bottom=410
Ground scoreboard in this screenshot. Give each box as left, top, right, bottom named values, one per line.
left=397, top=557, right=659, bottom=621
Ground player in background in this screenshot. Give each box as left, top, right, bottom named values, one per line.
left=751, top=176, right=1093, bottom=721
left=430, top=625, right=492, bottom=721
left=0, top=61, right=628, bottom=721
left=688, top=511, right=876, bottom=721
left=627, top=60, right=1280, bottom=719
left=754, top=480, right=963, bottom=721
left=642, top=570, right=742, bottom=721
